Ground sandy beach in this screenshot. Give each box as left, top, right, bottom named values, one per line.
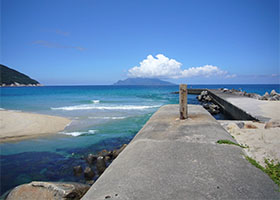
left=0, top=110, right=71, bottom=143
left=220, top=120, right=280, bottom=166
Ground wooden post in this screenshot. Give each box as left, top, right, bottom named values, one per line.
left=179, top=84, right=188, bottom=119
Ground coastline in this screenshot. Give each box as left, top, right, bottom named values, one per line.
left=0, top=110, right=71, bottom=143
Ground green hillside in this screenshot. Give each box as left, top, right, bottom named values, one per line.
left=0, top=64, right=40, bottom=86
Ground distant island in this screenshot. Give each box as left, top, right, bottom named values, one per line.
left=114, top=78, right=176, bottom=85
left=0, top=64, right=41, bottom=87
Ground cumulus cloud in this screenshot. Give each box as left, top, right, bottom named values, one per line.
left=128, top=54, right=232, bottom=79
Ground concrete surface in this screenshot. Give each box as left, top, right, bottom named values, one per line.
left=209, top=90, right=280, bottom=122
left=82, top=105, right=280, bottom=200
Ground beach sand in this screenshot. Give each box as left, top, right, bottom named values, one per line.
left=0, top=110, right=71, bottom=143
left=219, top=120, right=280, bottom=166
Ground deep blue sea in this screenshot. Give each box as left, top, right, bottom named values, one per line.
left=0, top=84, right=279, bottom=196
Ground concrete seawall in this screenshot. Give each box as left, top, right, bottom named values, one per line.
left=208, top=89, right=280, bottom=122
left=82, top=105, right=279, bottom=200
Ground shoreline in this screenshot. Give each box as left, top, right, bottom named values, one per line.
left=0, top=110, right=71, bottom=143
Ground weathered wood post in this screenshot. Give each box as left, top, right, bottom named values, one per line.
left=179, top=84, right=188, bottom=119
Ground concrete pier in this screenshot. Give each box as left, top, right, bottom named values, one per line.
left=209, top=90, right=280, bottom=122
left=82, top=105, right=280, bottom=200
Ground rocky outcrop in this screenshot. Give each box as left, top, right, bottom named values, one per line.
left=73, top=165, right=83, bottom=176
left=84, top=167, right=95, bottom=180
left=72, top=144, right=128, bottom=183
left=197, top=91, right=221, bottom=115
left=6, top=181, right=90, bottom=200
left=219, top=88, right=280, bottom=101
left=96, top=156, right=107, bottom=175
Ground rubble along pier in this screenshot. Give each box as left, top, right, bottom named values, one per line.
left=82, top=105, right=280, bottom=200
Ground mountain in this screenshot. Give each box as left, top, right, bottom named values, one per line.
left=0, top=64, right=41, bottom=86
left=114, top=78, right=176, bottom=85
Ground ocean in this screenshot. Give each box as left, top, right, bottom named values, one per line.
left=0, top=84, right=279, bottom=196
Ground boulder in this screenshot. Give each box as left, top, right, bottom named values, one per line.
left=86, top=153, right=97, bottom=164
left=274, top=95, right=280, bottom=100
left=209, top=104, right=219, bottom=110
left=204, top=95, right=212, bottom=102
left=259, top=96, right=268, bottom=101
left=197, top=95, right=202, bottom=101
left=264, top=92, right=270, bottom=98
left=6, top=181, right=90, bottom=200
left=252, top=94, right=261, bottom=99
left=235, top=122, right=245, bottom=129
left=268, top=97, right=277, bottom=101
left=202, top=103, right=209, bottom=109
left=85, top=180, right=95, bottom=186
left=244, top=123, right=258, bottom=129
left=98, top=149, right=112, bottom=157
left=201, top=91, right=208, bottom=96
left=265, top=120, right=280, bottom=129
left=270, top=89, right=278, bottom=96
left=112, top=144, right=127, bottom=159
left=104, top=156, right=111, bottom=162
left=96, top=156, right=107, bottom=175
left=73, top=165, right=83, bottom=176
left=84, top=167, right=95, bottom=180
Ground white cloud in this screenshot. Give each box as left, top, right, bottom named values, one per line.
left=128, top=54, right=232, bottom=79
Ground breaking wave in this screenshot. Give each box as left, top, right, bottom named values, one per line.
left=51, top=104, right=160, bottom=111
left=91, top=100, right=100, bottom=104
left=59, top=129, right=97, bottom=137
left=88, top=116, right=127, bottom=120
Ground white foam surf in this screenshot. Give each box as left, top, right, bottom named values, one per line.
left=88, top=116, right=127, bottom=120
left=91, top=100, right=100, bottom=104
left=51, top=104, right=160, bottom=111
left=59, top=129, right=97, bottom=137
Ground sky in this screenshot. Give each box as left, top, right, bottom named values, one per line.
left=1, top=0, right=279, bottom=85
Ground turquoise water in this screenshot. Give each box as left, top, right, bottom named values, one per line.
left=0, top=84, right=279, bottom=195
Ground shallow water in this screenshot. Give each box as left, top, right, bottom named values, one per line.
left=0, top=84, right=279, bottom=195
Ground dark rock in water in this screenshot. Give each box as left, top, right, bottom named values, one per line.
left=98, top=149, right=112, bottom=157
left=84, top=167, right=95, bottom=180
left=86, top=153, right=97, bottom=164
left=171, top=91, right=179, bottom=94
left=112, top=144, right=127, bottom=159
left=73, top=165, right=83, bottom=176
left=96, top=156, right=107, bottom=175
left=85, top=180, right=95, bottom=186
left=104, top=156, right=111, bottom=162
left=6, top=181, right=90, bottom=200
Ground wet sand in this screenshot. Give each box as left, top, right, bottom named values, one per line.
left=0, top=110, right=71, bottom=143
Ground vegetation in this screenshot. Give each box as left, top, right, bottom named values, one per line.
left=217, top=139, right=247, bottom=148
left=0, top=64, right=39, bottom=85
left=246, top=156, right=280, bottom=189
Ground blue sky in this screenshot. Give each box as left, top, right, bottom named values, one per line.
left=1, top=0, right=279, bottom=85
